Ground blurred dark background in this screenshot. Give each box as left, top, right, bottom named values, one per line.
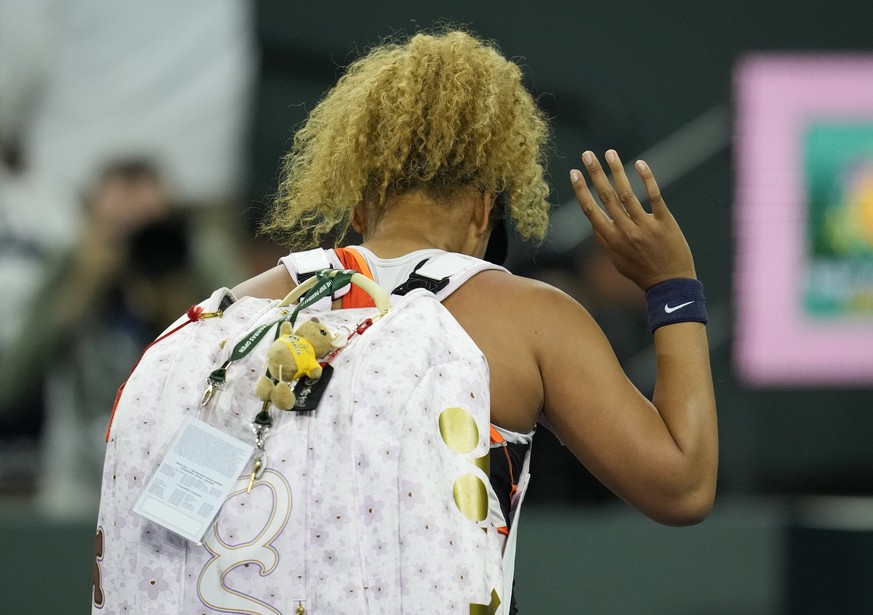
left=2, top=0, right=872, bottom=612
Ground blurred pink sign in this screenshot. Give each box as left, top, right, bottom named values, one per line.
left=734, top=54, right=873, bottom=386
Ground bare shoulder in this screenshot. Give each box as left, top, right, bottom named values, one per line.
left=448, top=267, right=563, bottom=300
left=230, top=264, right=296, bottom=300
left=447, top=268, right=594, bottom=324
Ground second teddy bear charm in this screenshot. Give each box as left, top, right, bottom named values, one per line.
left=255, top=317, right=334, bottom=410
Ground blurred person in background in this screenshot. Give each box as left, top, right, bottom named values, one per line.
left=0, top=0, right=256, bottom=510
left=0, top=160, right=205, bottom=519
left=0, top=0, right=255, bottom=347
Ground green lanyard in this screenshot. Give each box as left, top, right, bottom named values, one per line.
left=200, top=269, right=356, bottom=406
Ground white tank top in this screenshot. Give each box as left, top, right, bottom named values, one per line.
left=346, top=245, right=446, bottom=294
left=279, top=246, right=447, bottom=295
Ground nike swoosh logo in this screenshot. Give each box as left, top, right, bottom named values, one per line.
left=664, top=301, right=695, bottom=314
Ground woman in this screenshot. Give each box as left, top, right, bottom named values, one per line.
left=236, top=29, right=717, bottom=527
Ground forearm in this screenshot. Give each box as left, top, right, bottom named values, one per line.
left=650, top=322, right=718, bottom=511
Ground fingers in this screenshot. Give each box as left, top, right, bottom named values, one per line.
left=579, top=151, right=630, bottom=226
left=634, top=159, right=669, bottom=219
left=570, top=167, right=614, bottom=239
left=572, top=150, right=670, bottom=230
left=603, top=150, right=649, bottom=222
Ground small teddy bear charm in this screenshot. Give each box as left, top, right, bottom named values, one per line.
left=255, top=317, right=334, bottom=410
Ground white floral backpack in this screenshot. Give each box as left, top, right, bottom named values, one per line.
left=93, top=251, right=530, bottom=615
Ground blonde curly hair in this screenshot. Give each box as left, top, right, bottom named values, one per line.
left=261, top=29, right=551, bottom=249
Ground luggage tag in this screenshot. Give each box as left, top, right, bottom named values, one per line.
left=133, top=415, right=255, bottom=544
left=291, top=363, right=334, bottom=411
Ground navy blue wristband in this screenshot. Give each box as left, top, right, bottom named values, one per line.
left=646, top=278, right=708, bottom=333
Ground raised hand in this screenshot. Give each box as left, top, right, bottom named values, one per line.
left=570, top=150, right=696, bottom=291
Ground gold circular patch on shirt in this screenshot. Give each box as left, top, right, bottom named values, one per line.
left=453, top=473, right=488, bottom=521
left=438, top=407, right=479, bottom=454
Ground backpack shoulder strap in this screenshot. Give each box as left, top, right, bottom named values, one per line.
left=281, top=248, right=335, bottom=284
